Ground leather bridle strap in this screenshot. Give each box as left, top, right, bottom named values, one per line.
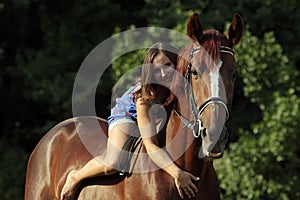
left=220, top=46, right=235, bottom=56
left=174, top=96, right=229, bottom=138
left=197, top=97, right=229, bottom=121
left=174, top=45, right=233, bottom=138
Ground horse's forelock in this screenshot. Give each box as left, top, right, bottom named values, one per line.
left=180, top=30, right=223, bottom=73
left=200, top=30, right=221, bottom=64
left=168, top=31, right=223, bottom=105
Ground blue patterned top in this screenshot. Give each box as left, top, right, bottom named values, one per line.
left=108, top=82, right=142, bottom=125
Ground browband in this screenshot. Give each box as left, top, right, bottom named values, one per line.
left=190, top=45, right=235, bottom=59
left=220, top=46, right=235, bottom=56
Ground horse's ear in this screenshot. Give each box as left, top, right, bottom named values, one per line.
left=187, top=13, right=203, bottom=43
left=226, top=13, right=244, bottom=47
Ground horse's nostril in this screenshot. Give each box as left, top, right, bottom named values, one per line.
left=201, top=128, right=207, bottom=137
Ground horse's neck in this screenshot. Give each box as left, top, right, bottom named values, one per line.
left=156, top=85, right=170, bottom=103
left=166, top=99, right=203, bottom=174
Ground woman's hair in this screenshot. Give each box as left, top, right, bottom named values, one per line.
left=136, top=42, right=178, bottom=105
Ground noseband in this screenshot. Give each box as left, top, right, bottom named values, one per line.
left=175, top=45, right=234, bottom=138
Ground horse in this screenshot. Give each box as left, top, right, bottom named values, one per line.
left=25, top=13, right=243, bottom=200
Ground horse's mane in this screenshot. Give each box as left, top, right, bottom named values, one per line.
left=167, top=30, right=224, bottom=105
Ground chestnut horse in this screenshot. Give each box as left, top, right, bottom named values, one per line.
left=25, top=13, right=243, bottom=200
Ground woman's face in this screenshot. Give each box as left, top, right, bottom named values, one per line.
left=152, top=52, right=175, bottom=88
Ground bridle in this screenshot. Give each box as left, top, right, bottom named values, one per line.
left=175, top=45, right=234, bottom=138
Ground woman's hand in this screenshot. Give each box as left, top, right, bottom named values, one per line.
left=174, top=170, right=200, bottom=199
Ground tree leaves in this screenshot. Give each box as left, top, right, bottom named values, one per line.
left=215, top=28, right=300, bottom=200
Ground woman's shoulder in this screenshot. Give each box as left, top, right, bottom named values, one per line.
left=133, top=82, right=142, bottom=92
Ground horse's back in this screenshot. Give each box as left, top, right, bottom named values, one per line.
left=24, top=116, right=176, bottom=200
left=24, top=116, right=109, bottom=200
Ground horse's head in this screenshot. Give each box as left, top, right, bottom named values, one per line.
left=174, top=13, right=244, bottom=158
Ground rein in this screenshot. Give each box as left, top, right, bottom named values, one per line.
left=175, top=45, right=233, bottom=138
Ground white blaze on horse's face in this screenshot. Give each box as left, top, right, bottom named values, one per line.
left=199, top=60, right=227, bottom=158
left=209, top=60, right=223, bottom=98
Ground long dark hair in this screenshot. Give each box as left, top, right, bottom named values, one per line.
left=137, top=42, right=178, bottom=105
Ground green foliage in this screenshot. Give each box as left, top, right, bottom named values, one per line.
left=201, top=0, right=300, bottom=67
left=215, top=29, right=300, bottom=199
left=237, top=31, right=297, bottom=106
left=110, top=48, right=145, bottom=102
left=142, top=0, right=202, bottom=28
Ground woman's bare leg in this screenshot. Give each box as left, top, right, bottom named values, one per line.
left=60, top=123, right=138, bottom=200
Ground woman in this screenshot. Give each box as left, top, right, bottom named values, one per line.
left=61, top=42, right=199, bottom=200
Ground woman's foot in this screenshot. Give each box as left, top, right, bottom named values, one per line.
left=61, top=170, right=79, bottom=200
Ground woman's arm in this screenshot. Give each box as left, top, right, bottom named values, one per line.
left=136, top=97, right=199, bottom=199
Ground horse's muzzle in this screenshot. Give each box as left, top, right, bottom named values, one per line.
left=208, top=127, right=229, bottom=159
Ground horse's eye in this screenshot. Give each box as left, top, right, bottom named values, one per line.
left=232, top=71, right=238, bottom=81
left=191, top=69, right=199, bottom=76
